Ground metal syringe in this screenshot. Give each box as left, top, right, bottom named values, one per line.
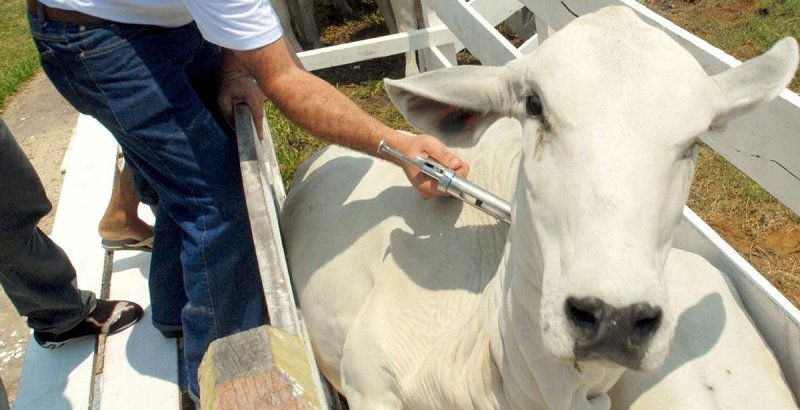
left=378, top=140, right=511, bottom=224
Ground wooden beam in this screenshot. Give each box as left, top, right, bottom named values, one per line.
left=199, top=326, right=321, bottom=409
left=432, top=0, right=523, bottom=65
left=235, top=105, right=332, bottom=408
left=298, top=26, right=459, bottom=71
left=518, top=33, right=539, bottom=55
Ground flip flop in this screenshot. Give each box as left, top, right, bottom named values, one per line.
left=101, top=236, right=154, bottom=252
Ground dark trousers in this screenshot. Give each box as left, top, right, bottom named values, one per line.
left=0, top=118, right=95, bottom=334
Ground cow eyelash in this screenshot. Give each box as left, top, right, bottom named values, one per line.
left=526, top=94, right=543, bottom=116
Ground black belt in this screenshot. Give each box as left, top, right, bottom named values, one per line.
left=27, top=0, right=109, bottom=25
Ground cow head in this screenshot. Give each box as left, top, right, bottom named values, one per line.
left=384, top=6, right=797, bottom=372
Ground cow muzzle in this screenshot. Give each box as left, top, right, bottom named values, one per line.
left=565, top=296, right=663, bottom=369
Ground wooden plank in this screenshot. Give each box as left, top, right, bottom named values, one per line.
left=298, top=26, right=459, bottom=71
left=199, top=326, right=320, bottom=409
left=98, top=206, right=180, bottom=409
left=517, top=0, right=800, bottom=215
left=419, top=0, right=457, bottom=72
left=235, top=105, right=331, bottom=408
left=469, top=0, right=526, bottom=28
left=518, top=33, right=540, bottom=55
left=421, top=46, right=456, bottom=71
left=432, top=0, right=522, bottom=65
left=14, top=115, right=118, bottom=410
left=254, top=118, right=287, bottom=211
left=296, top=0, right=523, bottom=73
left=534, top=15, right=554, bottom=44
left=674, top=207, right=800, bottom=401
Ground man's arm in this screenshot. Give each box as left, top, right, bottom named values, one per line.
left=217, top=38, right=469, bottom=198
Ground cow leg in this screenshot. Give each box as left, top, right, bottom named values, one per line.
left=390, top=0, right=420, bottom=77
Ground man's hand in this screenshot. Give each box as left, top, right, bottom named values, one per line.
left=217, top=69, right=266, bottom=140
left=390, top=134, right=470, bottom=199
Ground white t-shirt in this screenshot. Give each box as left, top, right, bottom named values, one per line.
left=38, top=0, right=284, bottom=51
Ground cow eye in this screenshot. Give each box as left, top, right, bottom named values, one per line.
left=526, top=94, right=543, bottom=116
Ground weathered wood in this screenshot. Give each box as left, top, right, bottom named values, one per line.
left=235, top=105, right=333, bottom=408
left=199, top=326, right=321, bottom=410
left=14, top=115, right=117, bottom=410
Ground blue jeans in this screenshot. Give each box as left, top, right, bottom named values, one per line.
left=28, top=16, right=266, bottom=397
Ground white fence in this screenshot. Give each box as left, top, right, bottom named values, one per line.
left=292, top=0, right=800, bottom=404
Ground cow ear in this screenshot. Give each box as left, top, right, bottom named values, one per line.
left=384, top=65, right=513, bottom=147
left=712, top=37, right=799, bottom=128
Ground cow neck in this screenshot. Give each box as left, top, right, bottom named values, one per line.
left=490, top=175, right=626, bottom=410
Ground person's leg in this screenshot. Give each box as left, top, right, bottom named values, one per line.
left=29, top=19, right=266, bottom=395
left=0, top=118, right=93, bottom=334
left=97, top=160, right=154, bottom=249
left=0, top=119, right=143, bottom=346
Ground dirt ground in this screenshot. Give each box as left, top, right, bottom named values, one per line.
left=0, top=71, right=78, bottom=406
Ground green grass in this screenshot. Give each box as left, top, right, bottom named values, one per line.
left=0, top=0, right=39, bottom=111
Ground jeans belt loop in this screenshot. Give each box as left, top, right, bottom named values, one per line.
left=28, top=0, right=109, bottom=25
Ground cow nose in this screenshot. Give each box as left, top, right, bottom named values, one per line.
left=565, top=296, right=605, bottom=339
left=565, top=297, right=663, bottom=367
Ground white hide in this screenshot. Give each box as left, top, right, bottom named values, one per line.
left=608, top=249, right=797, bottom=409
left=282, top=6, right=799, bottom=409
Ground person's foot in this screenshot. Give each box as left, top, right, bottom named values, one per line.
left=33, top=300, right=144, bottom=349
left=98, top=216, right=153, bottom=245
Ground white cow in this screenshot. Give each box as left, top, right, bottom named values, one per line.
left=281, top=6, right=799, bottom=409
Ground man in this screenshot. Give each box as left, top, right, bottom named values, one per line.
left=26, top=0, right=469, bottom=400
left=0, top=118, right=143, bottom=349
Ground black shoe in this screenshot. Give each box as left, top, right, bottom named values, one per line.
left=33, top=299, right=144, bottom=349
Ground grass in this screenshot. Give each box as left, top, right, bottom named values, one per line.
left=0, top=0, right=38, bottom=111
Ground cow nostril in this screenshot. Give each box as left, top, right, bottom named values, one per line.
left=565, top=297, right=602, bottom=337
left=631, top=305, right=662, bottom=342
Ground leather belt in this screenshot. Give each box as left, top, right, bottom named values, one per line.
left=27, top=0, right=109, bottom=25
